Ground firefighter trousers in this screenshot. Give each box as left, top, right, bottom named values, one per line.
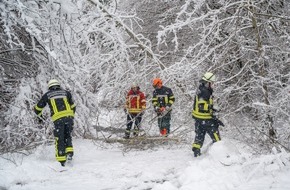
left=157, top=112, right=171, bottom=135
left=125, top=113, right=142, bottom=137
left=192, top=119, right=221, bottom=156
left=53, top=117, right=74, bottom=163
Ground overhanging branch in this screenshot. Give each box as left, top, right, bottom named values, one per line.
left=87, top=0, right=167, bottom=71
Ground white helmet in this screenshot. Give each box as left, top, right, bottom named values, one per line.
left=131, top=82, right=138, bottom=88
left=202, top=72, right=216, bottom=82
left=48, top=79, right=60, bottom=88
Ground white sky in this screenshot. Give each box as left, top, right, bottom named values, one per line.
left=1, top=138, right=290, bottom=190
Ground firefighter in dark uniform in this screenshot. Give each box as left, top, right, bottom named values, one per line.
left=34, top=79, right=76, bottom=166
left=152, top=78, right=175, bottom=136
left=192, top=72, right=224, bottom=157
left=124, top=83, right=146, bottom=139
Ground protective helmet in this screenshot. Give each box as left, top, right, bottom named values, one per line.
left=153, top=78, right=162, bottom=88
left=131, top=82, right=140, bottom=90
left=202, top=72, right=216, bottom=82
left=131, top=82, right=138, bottom=88
left=48, top=79, right=60, bottom=88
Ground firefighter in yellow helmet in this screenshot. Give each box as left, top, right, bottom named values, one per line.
left=34, top=79, right=76, bottom=166
left=191, top=72, right=224, bottom=157
left=152, top=78, right=175, bottom=136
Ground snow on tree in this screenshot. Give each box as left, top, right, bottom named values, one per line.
left=0, top=0, right=289, bottom=154
left=0, top=0, right=165, bottom=153
left=154, top=0, right=290, bottom=151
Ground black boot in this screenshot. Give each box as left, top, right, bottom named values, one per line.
left=67, top=153, right=73, bottom=161
left=60, top=161, right=66, bottom=167
left=192, top=147, right=201, bottom=157
left=133, top=130, right=139, bottom=137
left=124, top=130, right=130, bottom=139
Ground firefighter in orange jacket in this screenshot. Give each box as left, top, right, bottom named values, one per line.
left=34, top=79, right=76, bottom=166
left=124, top=83, right=146, bottom=139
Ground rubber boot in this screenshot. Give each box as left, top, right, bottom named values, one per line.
left=192, top=147, right=201, bottom=157
left=133, top=129, right=139, bottom=137
left=60, top=161, right=66, bottom=167
left=160, top=128, right=167, bottom=136
left=67, top=153, right=73, bottom=161
left=123, top=130, right=130, bottom=139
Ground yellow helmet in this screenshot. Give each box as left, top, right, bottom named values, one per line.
left=202, top=72, right=216, bottom=82
left=48, top=79, right=60, bottom=88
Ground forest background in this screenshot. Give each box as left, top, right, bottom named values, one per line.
left=0, top=0, right=290, bottom=155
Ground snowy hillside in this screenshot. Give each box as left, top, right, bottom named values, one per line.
left=1, top=139, right=290, bottom=190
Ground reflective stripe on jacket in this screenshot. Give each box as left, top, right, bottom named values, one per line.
left=126, top=90, right=146, bottom=114
left=192, top=96, right=213, bottom=119
left=34, top=88, right=76, bottom=121
left=152, top=86, right=175, bottom=108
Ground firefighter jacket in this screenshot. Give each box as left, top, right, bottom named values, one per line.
left=34, top=87, right=76, bottom=122
left=126, top=89, right=146, bottom=114
left=152, top=86, right=175, bottom=108
left=192, top=83, right=214, bottom=120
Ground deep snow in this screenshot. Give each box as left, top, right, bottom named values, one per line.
left=1, top=138, right=290, bottom=190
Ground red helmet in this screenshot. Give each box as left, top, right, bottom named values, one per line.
left=153, top=78, right=162, bottom=88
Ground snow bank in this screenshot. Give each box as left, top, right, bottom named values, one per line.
left=0, top=139, right=290, bottom=190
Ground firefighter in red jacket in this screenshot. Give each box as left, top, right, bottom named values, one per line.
left=124, top=83, right=146, bottom=139
left=34, top=79, right=76, bottom=166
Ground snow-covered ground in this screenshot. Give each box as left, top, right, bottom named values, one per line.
left=1, top=138, right=290, bottom=190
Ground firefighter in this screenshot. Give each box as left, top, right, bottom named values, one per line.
left=191, top=72, right=224, bottom=157
left=152, top=78, right=175, bottom=136
left=34, top=79, right=76, bottom=166
left=124, top=83, right=146, bottom=139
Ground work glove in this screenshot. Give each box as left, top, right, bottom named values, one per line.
left=140, top=108, right=145, bottom=116
left=216, top=118, right=224, bottom=127
left=159, top=107, right=165, bottom=112
left=212, top=105, right=220, bottom=112
left=165, top=105, right=171, bottom=111
left=155, top=107, right=165, bottom=115
left=37, top=115, right=44, bottom=124
left=154, top=106, right=160, bottom=113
